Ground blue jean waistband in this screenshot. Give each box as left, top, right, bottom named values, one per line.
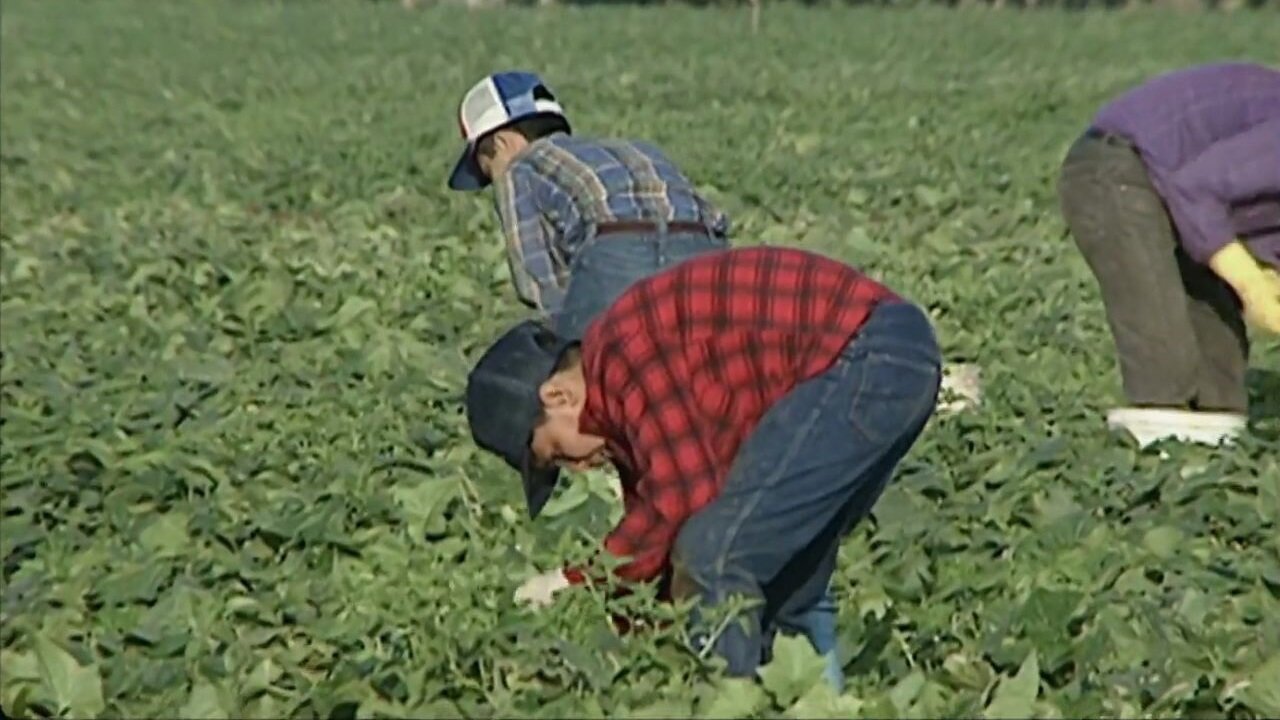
left=841, top=300, right=941, bottom=366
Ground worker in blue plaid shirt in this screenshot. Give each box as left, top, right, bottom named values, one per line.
left=447, top=70, right=847, bottom=692
left=447, top=70, right=731, bottom=340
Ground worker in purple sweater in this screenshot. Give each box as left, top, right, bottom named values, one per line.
left=1058, top=62, right=1280, bottom=447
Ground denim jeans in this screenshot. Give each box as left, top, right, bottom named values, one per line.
left=669, top=301, right=942, bottom=688
left=550, top=226, right=728, bottom=341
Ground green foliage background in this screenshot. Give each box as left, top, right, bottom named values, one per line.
left=1, top=2, right=1278, bottom=718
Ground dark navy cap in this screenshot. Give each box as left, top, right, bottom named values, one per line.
left=465, top=320, right=575, bottom=518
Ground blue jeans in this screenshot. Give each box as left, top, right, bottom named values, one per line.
left=551, top=226, right=728, bottom=341
left=670, top=301, right=941, bottom=689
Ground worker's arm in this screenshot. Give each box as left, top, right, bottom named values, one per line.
left=1163, top=119, right=1280, bottom=269
left=1164, top=120, right=1280, bottom=334
left=1208, top=241, right=1271, bottom=297
left=494, top=165, right=567, bottom=314
left=1208, top=242, right=1280, bottom=334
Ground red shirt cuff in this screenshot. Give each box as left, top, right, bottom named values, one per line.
left=562, top=565, right=679, bottom=636
left=564, top=563, right=679, bottom=601
left=562, top=564, right=635, bottom=597
left=563, top=566, right=591, bottom=586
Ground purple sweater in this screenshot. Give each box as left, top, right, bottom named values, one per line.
left=1092, top=62, right=1280, bottom=269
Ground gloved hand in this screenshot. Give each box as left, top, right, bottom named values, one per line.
left=1209, top=242, right=1280, bottom=335
left=514, top=569, right=571, bottom=608
left=1239, top=271, right=1280, bottom=335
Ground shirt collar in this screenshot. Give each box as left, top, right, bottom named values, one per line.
left=509, top=130, right=562, bottom=167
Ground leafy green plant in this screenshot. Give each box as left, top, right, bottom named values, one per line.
left=1, top=2, right=1277, bottom=717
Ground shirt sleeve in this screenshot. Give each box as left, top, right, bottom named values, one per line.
left=561, top=468, right=654, bottom=587
left=561, top=440, right=684, bottom=587
left=494, top=165, right=566, bottom=313
left=1163, top=119, right=1280, bottom=264
left=565, top=340, right=718, bottom=587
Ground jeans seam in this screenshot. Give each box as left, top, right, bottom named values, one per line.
left=708, top=388, right=832, bottom=590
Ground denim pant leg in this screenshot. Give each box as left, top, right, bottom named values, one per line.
left=552, top=231, right=727, bottom=340
left=766, top=450, right=909, bottom=693
left=672, top=301, right=941, bottom=680
left=756, top=576, right=842, bottom=689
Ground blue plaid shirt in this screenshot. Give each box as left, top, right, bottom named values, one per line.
left=493, top=132, right=731, bottom=313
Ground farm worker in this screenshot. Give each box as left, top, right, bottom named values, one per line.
left=446, top=69, right=731, bottom=340
left=446, top=70, right=845, bottom=681
left=1057, top=62, right=1280, bottom=447
left=462, top=246, right=941, bottom=688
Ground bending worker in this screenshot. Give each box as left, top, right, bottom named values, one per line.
left=1058, top=62, right=1280, bottom=446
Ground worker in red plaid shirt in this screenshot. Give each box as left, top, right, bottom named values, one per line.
left=464, top=245, right=942, bottom=686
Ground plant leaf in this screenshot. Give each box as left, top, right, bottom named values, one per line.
left=984, top=650, right=1040, bottom=720
left=139, top=511, right=190, bottom=557
left=181, top=679, right=232, bottom=720
left=784, top=681, right=864, bottom=719
left=33, top=635, right=105, bottom=719
left=699, top=677, right=767, bottom=719
left=759, top=634, right=827, bottom=708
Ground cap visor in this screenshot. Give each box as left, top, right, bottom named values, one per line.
left=448, top=147, right=489, bottom=191
left=521, top=454, right=561, bottom=519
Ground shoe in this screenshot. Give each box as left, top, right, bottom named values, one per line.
left=1106, top=407, right=1247, bottom=448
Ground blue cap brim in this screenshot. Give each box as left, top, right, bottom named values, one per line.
left=522, top=454, right=560, bottom=519
left=448, top=144, right=489, bottom=191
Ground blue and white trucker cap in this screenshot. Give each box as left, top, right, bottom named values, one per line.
left=448, top=71, right=570, bottom=191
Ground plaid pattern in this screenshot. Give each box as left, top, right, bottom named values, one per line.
left=563, top=246, right=898, bottom=585
left=494, top=132, right=730, bottom=313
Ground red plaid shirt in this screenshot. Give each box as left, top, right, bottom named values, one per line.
left=561, top=246, right=897, bottom=589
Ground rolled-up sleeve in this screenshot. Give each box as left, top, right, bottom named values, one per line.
left=1163, top=119, right=1280, bottom=264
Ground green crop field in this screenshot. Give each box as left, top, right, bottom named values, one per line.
left=1, top=1, right=1277, bottom=718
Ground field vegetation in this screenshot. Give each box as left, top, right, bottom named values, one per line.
left=1, top=2, right=1277, bottom=718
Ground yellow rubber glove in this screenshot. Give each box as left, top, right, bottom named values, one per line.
left=1255, top=271, right=1280, bottom=335
left=1209, top=241, right=1280, bottom=335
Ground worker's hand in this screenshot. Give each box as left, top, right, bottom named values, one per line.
left=1209, top=242, right=1280, bottom=335
left=1239, top=271, right=1280, bottom=335
left=514, top=569, right=571, bottom=608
